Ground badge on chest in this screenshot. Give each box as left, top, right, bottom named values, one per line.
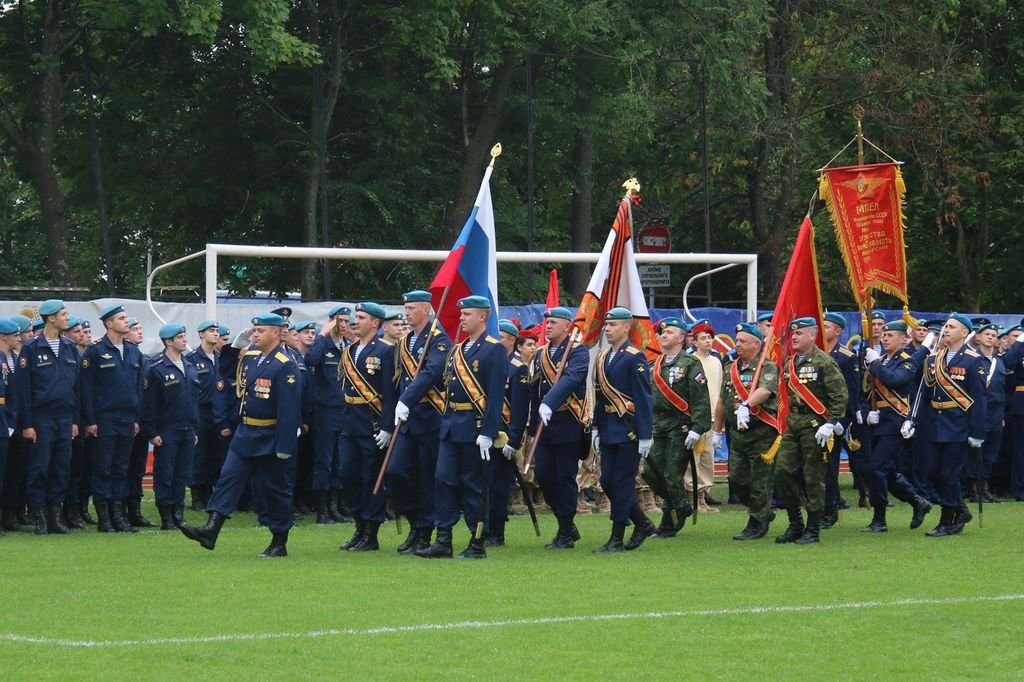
left=365, top=356, right=381, bottom=375
left=949, top=366, right=966, bottom=381
left=254, top=378, right=272, bottom=398
left=797, top=365, right=818, bottom=383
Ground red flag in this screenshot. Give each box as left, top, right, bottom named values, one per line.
left=763, top=216, right=826, bottom=431
left=545, top=269, right=559, bottom=309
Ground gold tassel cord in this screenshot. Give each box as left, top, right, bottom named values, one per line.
left=760, top=434, right=782, bottom=464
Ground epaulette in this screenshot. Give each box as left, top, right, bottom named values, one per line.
left=274, top=351, right=290, bottom=363
left=511, top=358, right=525, bottom=368
left=838, top=346, right=854, bottom=357
left=432, top=327, right=441, bottom=336
left=625, top=346, right=641, bottom=355
left=244, top=349, right=262, bottom=357
left=964, top=348, right=980, bottom=358
left=899, top=351, right=911, bottom=360
left=379, top=338, right=394, bottom=346
left=484, top=335, right=499, bottom=344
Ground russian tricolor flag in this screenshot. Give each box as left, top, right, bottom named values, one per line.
left=429, top=164, right=499, bottom=339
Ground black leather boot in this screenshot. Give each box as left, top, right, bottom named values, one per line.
left=733, top=516, right=758, bottom=541
left=397, top=522, right=419, bottom=554
left=862, top=505, right=887, bottom=533
left=485, top=519, right=505, bottom=547
left=349, top=521, right=380, bottom=551
left=775, top=507, right=805, bottom=544
left=316, top=492, right=336, bottom=525
left=157, top=504, right=176, bottom=531
left=329, top=491, right=348, bottom=522
left=625, top=510, right=657, bottom=551
left=416, top=526, right=453, bottom=558
left=30, top=505, right=48, bottom=535
left=545, top=517, right=576, bottom=549
left=909, top=495, right=933, bottom=529
left=457, top=535, right=487, bottom=559
left=655, top=508, right=674, bottom=535
left=981, top=480, right=1000, bottom=503
left=339, top=520, right=365, bottom=551
left=926, top=507, right=957, bottom=537
left=819, top=507, right=838, bottom=530
left=95, top=500, right=114, bottom=533
left=257, top=531, right=289, bottom=558
left=174, top=505, right=185, bottom=527
left=179, top=511, right=226, bottom=550
left=127, top=497, right=155, bottom=528
left=412, top=527, right=433, bottom=553
left=794, top=512, right=821, bottom=544
left=110, top=500, right=139, bottom=533
left=2, top=507, right=23, bottom=532
left=64, top=501, right=87, bottom=529
left=594, top=522, right=626, bottom=553
left=79, top=498, right=97, bottom=525
left=965, top=480, right=978, bottom=503
left=47, top=504, right=69, bottom=534
left=748, top=511, right=776, bottom=540
left=950, top=505, right=973, bottom=534
left=190, top=487, right=207, bottom=512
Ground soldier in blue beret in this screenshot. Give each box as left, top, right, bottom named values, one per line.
left=525, top=305, right=591, bottom=550
left=0, top=318, right=18, bottom=535
left=180, top=312, right=302, bottom=557
left=15, top=299, right=81, bottom=535
left=964, top=320, right=1007, bottom=506
left=388, top=290, right=452, bottom=554
left=183, top=320, right=227, bottom=513
left=868, top=310, right=887, bottom=355
left=327, top=304, right=355, bottom=345
left=591, top=307, right=655, bottom=552
left=416, top=295, right=507, bottom=559
left=336, top=302, right=397, bottom=552
left=62, top=315, right=95, bottom=529
left=30, top=318, right=44, bottom=333
left=818, top=311, right=862, bottom=528
left=756, top=312, right=773, bottom=339
left=119, top=316, right=157, bottom=528
left=382, top=310, right=407, bottom=345
left=280, top=317, right=316, bottom=518
left=1, top=315, right=32, bottom=531
left=78, top=305, right=146, bottom=532
left=1002, top=325, right=1024, bottom=501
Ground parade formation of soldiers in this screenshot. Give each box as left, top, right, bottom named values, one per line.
left=1, top=295, right=1022, bottom=558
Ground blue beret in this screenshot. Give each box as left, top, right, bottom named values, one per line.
left=251, top=312, right=287, bottom=327
left=0, top=318, right=19, bottom=334
left=823, top=311, right=846, bottom=329
left=11, top=315, right=31, bottom=332
left=328, top=304, right=351, bottom=318
left=356, top=301, right=387, bottom=320
left=402, top=290, right=432, bottom=304
left=543, top=306, right=573, bottom=321
left=158, top=323, right=186, bottom=340
left=197, top=319, right=218, bottom=332
left=67, top=316, right=82, bottom=330
left=218, top=325, right=230, bottom=336
left=38, top=299, right=65, bottom=316
left=871, top=309, right=886, bottom=320
left=756, top=312, right=774, bottom=323
left=657, top=317, right=687, bottom=333
left=924, top=319, right=944, bottom=332
left=127, top=317, right=140, bottom=328
left=294, top=320, right=317, bottom=332
left=31, top=318, right=44, bottom=331
left=384, top=311, right=406, bottom=323
left=604, top=306, right=633, bottom=321
left=882, top=321, right=908, bottom=333
left=999, top=324, right=1022, bottom=338
left=99, top=304, right=125, bottom=321
left=691, top=317, right=711, bottom=327
left=498, top=319, right=519, bottom=336
left=287, top=322, right=297, bottom=331
left=80, top=320, right=90, bottom=330
left=948, top=312, right=973, bottom=332
left=735, top=322, right=763, bottom=340
left=788, top=317, right=818, bottom=331
left=456, top=295, right=490, bottom=310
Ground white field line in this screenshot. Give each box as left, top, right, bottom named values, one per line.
left=2, top=593, right=1022, bottom=649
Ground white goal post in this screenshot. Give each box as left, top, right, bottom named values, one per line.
left=145, top=243, right=758, bottom=324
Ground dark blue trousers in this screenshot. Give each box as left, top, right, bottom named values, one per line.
left=2, top=434, right=27, bottom=509
left=1010, top=416, right=1024, bottom=498
left=0, top=436, right=7, bottom=508
left=964, top=427, right=1002, bottom=480
left=311, top=410, right=343, bottom=491
left=127, top=433, right=149, bottom=500
left=90, top=421, right=135, bottom=502
left=66, top=436, right=88, bottom=504
left=25, top=413, right=72, bottom=506
left=434, top=439, right=484, bottom=530
left=386, top=429, right=439, bottom=529
left=189, top=410, right=225, bottom=489
left=153, top=428, right=195, bottom=506
left=339, top=433, right=386, bottom=523
left=930, top=440, right=968, bottom=509
left=208, top=450, right=294, bottom=533
left=911, top=434, right=940, bottom=502
left=599, top=441, right=642, bottom=525
left=488, top=450, right=516, bottom=524
left=534, top=442, right=579, bottom=521
left=866, top=434, right=918, bottom=506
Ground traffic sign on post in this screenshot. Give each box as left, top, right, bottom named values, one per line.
left=637, top=221, right=671, bottom=253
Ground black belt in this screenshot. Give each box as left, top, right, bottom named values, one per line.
left=790, top=404, right=820, bottom=416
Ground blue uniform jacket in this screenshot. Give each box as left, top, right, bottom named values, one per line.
left=978, top=352, right=1007, bottom=432
left=926, top=346, right=987, bottom=442
left=830, top=343, right=862, bottom=424
left=1001, top=340, right=1024, bottom=417
left=184, top=347, right=224, bottom=425
left=339, top=337, right=396, bottom=437
left=0, top=351, right=13, bottom=434
left=440, top=334, right=508, bottom=443
left=868, top=346, right=926, bottom=436
left=283, top=346, right=313, bottom=424
left=530, top=337, right=589, bottom=445
left=15, top=334, right=80, bottom=428
left=306, top=334, right=347, bottom=411
left=593, top=343, right=653, bottom=445
left=396, top=323, right=452, bottom=436
left=505, top=351, right=531, bottom=449
left=232, top=346, right=302, bottom=457
left=142, top=353, right=200, bottom=436
left=81, top=336, right=145, bottom=427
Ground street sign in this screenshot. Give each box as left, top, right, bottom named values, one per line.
left=638, top=264, right=671, bottom=288
left=637, top=221, right=671, bottom=253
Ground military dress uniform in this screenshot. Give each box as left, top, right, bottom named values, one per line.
left=529, top=307, right=590, bottom=549
left=388, top=291, right=452, bottom=554
left=644, top=318, right=710, bottom=537
left=592, top=308, right=655, bottom=553
left=0, top=320, right=16, bottom=536
left=180, top=312, right=302, bottom=556
left=185, top=322, right=226, bottom=512
left=774, top=319, right=848, bottom=544
left=336, top=303, right=396, bottom=552
left=80, top=306, right=145, bottom=533
left=963, top=334, right=1007, bottom=502
left=721, top=328, right=780, bottom=540
left=999, top=335, right=1024, bottom=501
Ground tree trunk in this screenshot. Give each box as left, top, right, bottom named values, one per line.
left=567, top=92, right=594, bottom=301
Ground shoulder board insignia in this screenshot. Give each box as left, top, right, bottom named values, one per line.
left=244, top=349, right=261, bottom=356
left=899, top=351, right=910, bottom=360
left=964, top=348, right=979, bottom=358
left=511, top=358, right=524, bottom=368
left=379, top=338, right=394, bottom=346
left=432, top=328, right=441, bottom=336
left=274, top=351, right=290, bottom=363
left=838, top=346, right=854, bottom=357
left=484, top=335, right=499, bottom=344
left=626, top=346, right=641, bottom=355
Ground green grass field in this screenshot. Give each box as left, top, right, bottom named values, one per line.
left=2, top=488, right=1023, bottom=680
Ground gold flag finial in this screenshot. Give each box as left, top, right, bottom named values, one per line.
left=488, top=143, right=502, bottom=167
left=622, top=177, right=640, bottom=195
left=853, top=105, right=865, bottom=165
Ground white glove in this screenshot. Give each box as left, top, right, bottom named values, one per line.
left=864, top=347, right=880, bottom=364
left=638, top=438, right=652, bottom=458
left=832, top=422, right=845, bottom=437
left=712, top=431, right=724, bottom=449
left=814, top=423, right=833, bottom=447
left=502, top=444, right=516, bottom=460
left=394, top=400, right=410, bottom=425
left=6, top=427, right=12, bottom=438
left=900, top=420, right=916, bottom=440
left=855, top=410, right=863, bottom=425
left=591, top=430, right=600, bottom=454
left=538, top=403, right=553, bottom=426
left=276, top=452, right=291, bottom=460
left=923, top=332, right=937, bottom=350
left=736, top=404, right=751, bottom=430
left=476, top=435, right=493, bottom=461
left=684, top=430, right=701, bottom=450
left=867, top=410, right=880, bottom=425
left=968, top=437, right=984, bottom=449
left=374, top=430, right=392, bottom=450
left=231, top=327, right=253, bottom=349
